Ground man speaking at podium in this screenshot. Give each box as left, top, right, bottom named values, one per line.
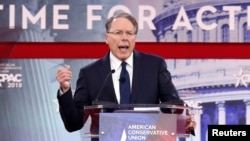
left=56, top=12, right=196, bottom=140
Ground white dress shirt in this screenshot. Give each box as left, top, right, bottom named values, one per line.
left=110, top=52, right=133, bottom=104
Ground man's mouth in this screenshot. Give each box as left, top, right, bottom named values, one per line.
left=118, top=46, right=129, bottom=51
left=119, top=45, right=129, bottom=49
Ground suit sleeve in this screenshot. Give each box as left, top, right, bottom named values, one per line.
left=158, top=59, right=184, bottom=104
left=57, top=69, right=91, bottom=132
left=158, top=60, right=196, bottom=136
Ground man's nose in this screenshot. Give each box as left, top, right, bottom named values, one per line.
left=121, top=33, right=129, bottom=39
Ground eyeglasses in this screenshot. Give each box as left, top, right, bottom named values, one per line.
left=107, top=31, right=136, bottom=37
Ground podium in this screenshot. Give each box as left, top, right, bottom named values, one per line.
left=83, top=104, right=190, bottom=141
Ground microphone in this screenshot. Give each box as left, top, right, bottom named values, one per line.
left=119, top=77, right=125, bottom=83
left=92, top=69, right=115, bottom=105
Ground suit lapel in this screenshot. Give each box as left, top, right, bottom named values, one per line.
left=98, top=52, right=118, bottom=103
left=131, top=51, right=144, bottom=103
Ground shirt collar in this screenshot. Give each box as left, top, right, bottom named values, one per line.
left=110, top=51, right=133, bottom=70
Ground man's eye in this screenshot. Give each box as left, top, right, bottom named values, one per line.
left=115, top=32, right=123, bottom=35
left=126, top=32, right=133, bottom=35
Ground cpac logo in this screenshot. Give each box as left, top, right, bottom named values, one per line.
left=185, top=100, right=202, bottom=109
left=0, top=74, right=22, bottom=82
left=185, top=100, right=203, bottom=115
left=234, top=67, right=250, bottom=87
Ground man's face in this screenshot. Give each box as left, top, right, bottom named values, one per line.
left=105, top=17, right=136, bottom=61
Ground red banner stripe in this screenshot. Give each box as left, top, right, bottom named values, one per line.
left=0, top=42, right=250, bottom=59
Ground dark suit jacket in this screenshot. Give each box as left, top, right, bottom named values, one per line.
left=57, top=50, right=183, bottom=136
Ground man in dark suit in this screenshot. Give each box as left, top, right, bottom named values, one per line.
left=56, top=12, right=196, bottom=140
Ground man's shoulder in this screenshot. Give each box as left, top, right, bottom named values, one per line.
left=79, top=52, right=109, bottom=72
left=79, top=59, right=104, bottom=72
left=135, top=50, right=164, bottom=61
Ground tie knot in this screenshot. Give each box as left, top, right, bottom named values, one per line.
left=121, top=61, right=127, bottom=68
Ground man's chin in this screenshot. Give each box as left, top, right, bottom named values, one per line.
left=118, top=53, right=130, bottom=60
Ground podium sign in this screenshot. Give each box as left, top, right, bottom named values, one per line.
left=83, top=104, right=189, bottom=141
left=99, top=112, right=181, bottom=141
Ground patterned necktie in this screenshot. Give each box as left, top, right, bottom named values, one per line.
left=119, top=61, right=131, bottom=104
